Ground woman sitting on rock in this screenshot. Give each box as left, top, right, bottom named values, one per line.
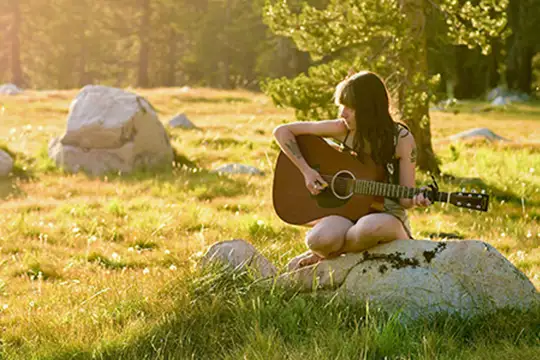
left=273, top=71, right=431, bottom=270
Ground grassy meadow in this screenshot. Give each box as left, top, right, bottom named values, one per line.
left=0, top=88, right=539, bottom=359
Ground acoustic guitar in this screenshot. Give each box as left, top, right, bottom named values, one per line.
left=272, top=134, right=489, bottom=225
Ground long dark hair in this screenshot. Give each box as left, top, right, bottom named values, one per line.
left=334, top=71, right=397, bottom=166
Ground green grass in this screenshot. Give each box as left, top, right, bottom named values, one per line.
left=0, top=89, right=538, bottom=359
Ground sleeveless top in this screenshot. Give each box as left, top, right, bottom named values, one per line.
left=338, top=123, right=413, bottom=239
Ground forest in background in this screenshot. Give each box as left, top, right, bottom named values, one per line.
left=1, top=0, right=539, bottom=98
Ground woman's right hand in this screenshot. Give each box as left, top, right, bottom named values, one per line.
left=303, top=167, right=328, bottom=195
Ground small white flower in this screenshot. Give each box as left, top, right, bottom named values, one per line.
left=2, top=304, right=8, bottom=310
left=169, top=265, right=177, bottom=271
left=72, top=227, right=80, bottom=233
left=111, top=253, right=120, bottom=260
left=530, top=168, right=535, bottom=173
left=143, top=268, right=150, bottom=275
left=128, top=247, right=134, bottom=252
left=526, top=232, right=532, bottom=238
left=164, top=249, right=171, bottom=255
left=257, top=220, right=265, bottom=226
left=88, top=235, right=97, bottom=243
left=500, top=232, right=505, bottom=237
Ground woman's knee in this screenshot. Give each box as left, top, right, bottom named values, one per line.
left=305, top=216, right=351, bottom=255
left=306, top=230, right=342, bottom=254
left=344, top=215, right=402, bottom=252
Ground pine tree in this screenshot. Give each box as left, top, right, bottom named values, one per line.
left=262, top=0, right=508, bottom=174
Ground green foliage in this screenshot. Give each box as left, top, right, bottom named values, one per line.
left=261, top=60, right=348, bottom=120
left=440, top=0, right=510, bottom=55
left=262, top=0, right=508, bottom=114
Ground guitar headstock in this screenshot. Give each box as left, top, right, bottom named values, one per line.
left=448, top=190, right=489, bottom=212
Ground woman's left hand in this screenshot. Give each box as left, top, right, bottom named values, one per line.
left=413, top=187, right=432, bottom=207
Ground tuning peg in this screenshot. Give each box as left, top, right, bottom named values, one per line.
left=467, top=203, right=471, bottom=207
left=481, top=190, right=485, bottom=194
left=472, top=189, right=477, bottom=193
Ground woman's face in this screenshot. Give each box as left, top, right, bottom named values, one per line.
left=339, top=105, right=356, bottom=130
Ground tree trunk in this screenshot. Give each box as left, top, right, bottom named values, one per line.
left=9, top=0, right=23, bottom=86
left=518, top=46, right=534, bottom=94
left=222, top=0, right=231, bottom=89
left=137, top=0, right=150, bottom=88
left=400, top=0, right=440, bottom=174
left=165, top=29, right=178, bottom=87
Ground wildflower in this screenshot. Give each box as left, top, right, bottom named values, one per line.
left=111, top=253, right=120, bottom=261
left=128, top=247, right=134, bottom=252
left=169, top=265, right=177, bottom=271
left=257, top=220, right=265, bottom=226
left=164, top=249, right=171, bottom=255
left=143, top=268, right=150, bottom=275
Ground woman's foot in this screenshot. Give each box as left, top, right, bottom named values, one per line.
left=298, top=252, right=323, bottom=267
left=287, top=251, right=323, bottom=271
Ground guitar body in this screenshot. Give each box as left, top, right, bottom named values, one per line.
left=272, top=135, right=387, bottom=225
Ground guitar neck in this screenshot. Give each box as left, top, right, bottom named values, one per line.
left=354, top=179, right=448, bottom=202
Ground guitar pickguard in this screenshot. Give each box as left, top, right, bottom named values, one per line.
left=312, top=190, right=349, bottom=208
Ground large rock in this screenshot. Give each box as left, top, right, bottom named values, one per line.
left=48, top=85, right=173, bottom=175
left=280, top=240, right=538, bottom=319
left=201, top=239, right=277, bottom=278
left=0, top=150, right=14, bottom=176
left=211, top=163, right=264, bottom=175
left=168, top=113, right=198, bottom=130
left=449, top=128, right=510, bottom=142
left=205, top=239, right=538, bottom=320
left=0, top=83, right=22, bottom=95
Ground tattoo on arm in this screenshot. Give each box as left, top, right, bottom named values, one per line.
left=410, top=147, right=417, bottom=163
left=285, top=140, right=303, bottom=159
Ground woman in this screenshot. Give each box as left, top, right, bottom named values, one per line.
left=273, top=71, right=431, bottom=270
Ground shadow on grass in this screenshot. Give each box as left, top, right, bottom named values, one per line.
left=440, top=174, right=540, bottom=208
left=0, top=177, right=20, bottom=200
left=432, top=99, right=540, bottom=118
left=104, top=165, right=256, bottom=201
left=170, top=95, right=251, bottom=104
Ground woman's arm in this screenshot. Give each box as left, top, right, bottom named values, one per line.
left=273, top=120, right=348, bottom=194
left=395, top=131, right=431, bottom=209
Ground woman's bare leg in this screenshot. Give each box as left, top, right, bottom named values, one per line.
left=289, top=213, right=408, bottom=271
left=342, top=213, right=409, bottom=253
left=300, top=215, right=354, bottom=265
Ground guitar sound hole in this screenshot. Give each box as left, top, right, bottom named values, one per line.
left=333, top=174, right=353, bottom=197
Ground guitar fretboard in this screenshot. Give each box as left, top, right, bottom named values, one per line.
left=353, top=179, right=448, bottom=202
